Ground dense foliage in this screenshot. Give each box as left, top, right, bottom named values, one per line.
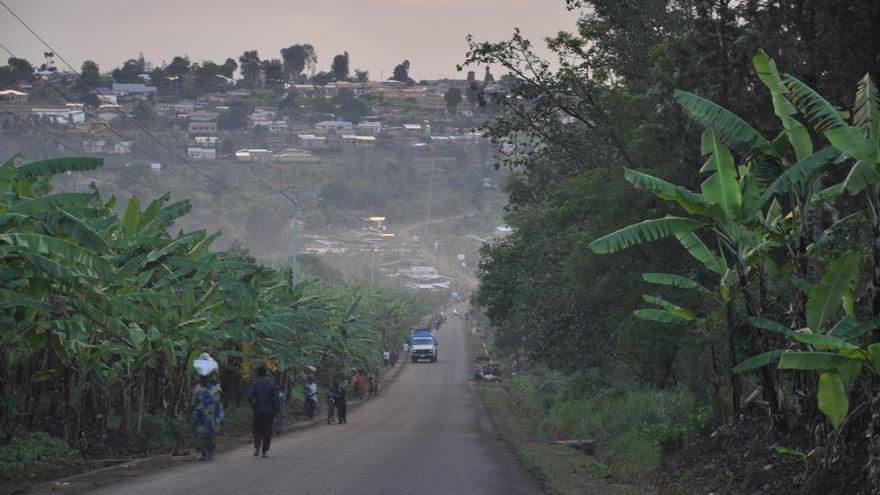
left=469, top=0, right=880, bottom=490
left=0, top=155, right=429, bottom=458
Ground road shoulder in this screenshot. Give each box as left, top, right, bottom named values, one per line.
left=480, top=381, right=641, bottom=495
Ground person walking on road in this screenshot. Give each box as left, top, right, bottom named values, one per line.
left=192, top=374, right=224, bottom=461
left=329, top=381, right=347, bottom=424
left=383, top=351, right=391, bottom=367
left=247, top=365, right=279, bottom=458
left=303, top=375, right=318, bottom=420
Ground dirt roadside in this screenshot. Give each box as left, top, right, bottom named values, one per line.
left=12, top=361, right=409, bottom=495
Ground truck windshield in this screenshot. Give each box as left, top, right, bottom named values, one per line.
left=413, top=338, right=434, bottom=346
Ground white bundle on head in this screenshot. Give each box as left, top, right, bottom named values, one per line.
left=193, top=352, right=219, bottom=376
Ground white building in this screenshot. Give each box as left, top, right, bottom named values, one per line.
left=235, top=148, right=272, bottom=162
left=110, top=141, right=132, bottom=154
left=111, top=83, right=157, bottom=97
left=187, top=147, right=216, bottom=160
left=315, top=120, right=353, bottom=132
left=255, top=120, right=288, bottom=132
left=357, top=121, right=382, bottom=134
left=298, top=134, right=328, bottom=148
left=0, top=89, right=28, bottom=104
left=33, top=108, right=85, bottom=125
left=83, top=140, right=106, bottom=153
left=193, top=136, right=220, bottom=145
left=340, top=134, right=376, bottom=146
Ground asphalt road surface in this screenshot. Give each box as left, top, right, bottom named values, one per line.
left=89, top=308, right=542, bottom=495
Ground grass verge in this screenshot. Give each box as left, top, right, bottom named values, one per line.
left=480, top=382, right=640, bottom=495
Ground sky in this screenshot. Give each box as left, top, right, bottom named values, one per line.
left=2, top=0, right=580, bottom=80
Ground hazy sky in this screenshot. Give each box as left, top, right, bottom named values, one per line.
left=2, top=0, right=579, bottom=80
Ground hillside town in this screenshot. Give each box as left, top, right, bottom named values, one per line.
left=0, top=51, right=506, bottom=164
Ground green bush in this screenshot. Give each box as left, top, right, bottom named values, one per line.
left=507, top=370, right=706, bottom=467
left=0, top=431, right=83, bottom=481
left=142, top=414, right=189, bottom=451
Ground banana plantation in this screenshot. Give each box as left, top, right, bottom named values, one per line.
left=0, top=155, right=428, bottom=450
left=586, top=52, right=880, bottom=485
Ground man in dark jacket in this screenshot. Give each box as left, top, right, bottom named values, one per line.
left=329, top=381, right=347, bottom=424
left=247, top=365, right=279, bottom=457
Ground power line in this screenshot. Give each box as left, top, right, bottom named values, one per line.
left=0, top=0, right=283, bottom=215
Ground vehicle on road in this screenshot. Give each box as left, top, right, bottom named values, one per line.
left=411, top=335, right=438, bottom=363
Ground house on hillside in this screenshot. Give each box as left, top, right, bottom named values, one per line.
left=33, top=108, right=85, bottom=125
left=0, top=89, right=28, bottom=104
left=276, top=149, right=319, bottom=163
left=188, top=121, right=217, bottom=135
left=314, top=120, right=353, bottom=134
left=297, top=134, right=328, bottom=149
left=187, top=147, right=216, bottom=160
left=340, top=134, right=376, bottom=147
left=235, top=148, right=272, bottom=162
left=193, top=136, right=220, bottom=146
left=111, top=83, right=157, bottom=98
left=254, top=120, right=288, bottom=133
left=189, top=110, right=219, bottom=122
left=94, top=88, right=118, bottom=105
left=357, top=121, right=382, bottom=134
left=110, top=141, right=132, bottom=154
left=82, top=140, right=106, bottom=153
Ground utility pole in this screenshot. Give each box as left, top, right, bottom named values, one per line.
left=424, top=151, right=435, bottom=242
left=279, top=191, right=301, bottom=289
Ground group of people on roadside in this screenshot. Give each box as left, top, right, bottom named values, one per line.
left=192, top=358, right=382, bottom=461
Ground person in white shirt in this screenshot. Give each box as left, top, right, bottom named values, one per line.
left=303, top=376, right=318, bottom=420
left=383, top=351, right=391, bottom=367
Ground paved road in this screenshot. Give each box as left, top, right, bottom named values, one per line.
left=90, top=308, right=541, bottom=495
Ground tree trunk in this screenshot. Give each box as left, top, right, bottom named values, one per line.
left=136, top=367, right=146, bottom=435
left=872, top=208, right=880, bottom=329
left=734, top=254, right=788, bottom=431
left=709, top=338, right=726, bottom=424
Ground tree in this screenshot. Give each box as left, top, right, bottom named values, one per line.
left=392, top=60, right=414, bottom=84
left=7, top=57, right=34, bottom=83
left=311, top=71, right=334, bottom=87
left=465, top=70, right=480, bottom=105
left=80, top=60, right=102, bottom=86
left=331, top=52, right=350, bottom=81
left=280, top=44, right=317, bottom=80
left=444, top=87, right=462, bottom=114
left=220, top=137, right=236, bottom=157
left=354, top=70, right=369, bottom=83
left=165, top=56, right=191, bottom=78
left=238, top=50, right=262, bottom=88
left=334, top=89, right=368, bottom=123
left=111, top=58, right=144, bottom=83
left=78, top=92, right=102, bottom=108
left=221, top=58, right=238, bottom=78
left=0, top=66, right=15, bottom=88
left=217, top=101, right=248, bottom=129
left=278, top=89, right=300, bottom=119
left=262, top=58, right=284, bottom=86
left=483, top=66, right=495, bottom=83
left=132, top=101, right=154, bottom=124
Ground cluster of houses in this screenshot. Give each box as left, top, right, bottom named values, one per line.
left=1, top=75, right=492, bottom=162
left=300, top=226, right=456, bottom=292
